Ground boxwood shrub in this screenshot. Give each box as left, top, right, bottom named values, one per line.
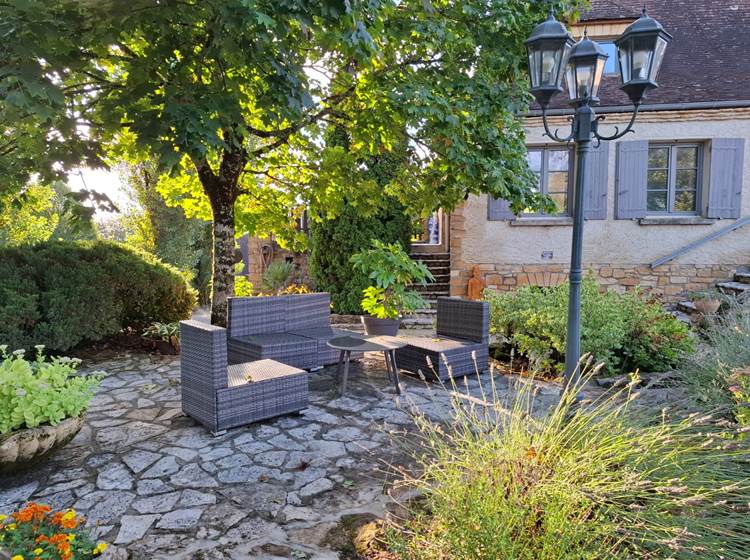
left=0, top=241, right=197, bottom=351
left=485, top=276, right=694, bottom=375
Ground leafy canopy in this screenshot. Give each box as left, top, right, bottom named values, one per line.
left=1, top=0, right=583, bottom=242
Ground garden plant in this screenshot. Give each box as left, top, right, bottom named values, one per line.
left=485, top=277, right=694, bottom=375
left=389, top=366, right=750, bottom=559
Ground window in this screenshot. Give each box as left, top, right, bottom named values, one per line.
left=647, top=144, right=702, bottom=214
left=600, top=41, right=618, bottom=75
left=526, top=147, right=572, bottom=216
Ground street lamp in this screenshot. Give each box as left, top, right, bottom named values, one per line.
left=525, top=8, right=671, bottom=393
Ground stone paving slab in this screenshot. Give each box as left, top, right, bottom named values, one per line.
left=0, top=351, right=571, bottom=559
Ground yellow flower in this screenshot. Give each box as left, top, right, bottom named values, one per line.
left=11, top=555, right=24, bottom=560
left=6, top=523, right=16, bottom=531
left=33, top=549, right=43, bottom=555
left=68, top=533, right=76, bottom=542
left=93, top=542, right=108, bottom=555
left=0, top=514, right=7, bottom=522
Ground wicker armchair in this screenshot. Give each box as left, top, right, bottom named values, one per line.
left=395, top=297, right=489, bottom=382
left=180, top=320, right=308, bottom=434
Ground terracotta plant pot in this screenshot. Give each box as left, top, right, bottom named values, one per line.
left=361, top=316, right=400, bottom=336
left=693, top=298, right=721, bottom=315
left=0, top=415, right=85, bottom=475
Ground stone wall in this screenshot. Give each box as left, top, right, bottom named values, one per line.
left=242, top=235, right=310, bottom=290
left=449, top=107, right=750, bottom=302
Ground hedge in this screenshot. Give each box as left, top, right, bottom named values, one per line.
left=0, top=240, right=197, bottom=351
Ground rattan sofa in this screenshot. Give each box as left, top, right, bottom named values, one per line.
left=180, top=320, right=308, bottom=434
left=395, top=297, right=489, bottom=382
left=226, top=293, right=359, bottom=370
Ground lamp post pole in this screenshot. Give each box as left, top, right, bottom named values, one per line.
left=525, top=7, right=671, bottom=395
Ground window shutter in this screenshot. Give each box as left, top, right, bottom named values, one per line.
left=707, top=138, right=744, bottom=219
left=615, top=140, right=648, bottom=219
left=583, top=141, right=609, bottom=220
left=487, top=195, right=516, bottom=221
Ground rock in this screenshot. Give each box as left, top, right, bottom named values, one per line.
left=322, top=427, right=364, bottom=442
left=136, top=479, right=174, bottom=496
left=235, top=441, right=273, bottom=455
left=217, top=466, right=278, bottom=484
left=200, top=447, right=233, bottom=461
left=299, top=478, right=334, bottom=499
left=96, top=421, right=168, bottom=450
left=132, top=491, right=180, bottom=514
left=215, top=454, right=252, bottom=469
left=163, top=446, right=199, bottom=461
left=178, top=489, right=217, bottom=507
left=97, top=462, right=134, bottom=490
left=306, top=440, right=347, bottom=459
left=267, top=434, right=305, bottom=451
left=122, top=450, right=162, bottom=474
left=170, top=464, right=218, bottom=488
left=218, top=484, right=286, bottom=518
left=114, top=514, right=159, bottom=545
left=141, top=456, right=180, bottom=478
left=281, top=505, right=319, bottom=522
left=36, top=479, right=88, bottom=496
left=76, top=490, right=135, bottom=524
left=0, top=481, right=39, bottom=507
left=254, top=451, right=287, bottom=467
left=156, top=508, right=203, bottom=530
left=288, top=424, right=322, bottom=441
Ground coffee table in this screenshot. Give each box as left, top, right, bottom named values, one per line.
left=327, top=334, right=406, bottom=395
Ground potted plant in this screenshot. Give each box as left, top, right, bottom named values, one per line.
left=142, top=321, right=180, bottom=354
left=0, top=347, right=101, bottom=474
left=689, top=290, right=723, bottom=316
left=350, top=240, right=434, bottom=336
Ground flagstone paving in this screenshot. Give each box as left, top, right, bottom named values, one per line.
left=0, top=351, right=625, bottom=559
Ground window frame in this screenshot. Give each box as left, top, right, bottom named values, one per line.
left=524, top=145, right=574, bottom=217
left=598, top=39, right=619, bottom=76
left=646, top=142, right=704, bottom=216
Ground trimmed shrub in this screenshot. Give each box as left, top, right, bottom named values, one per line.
left=0, top=241, right=196, bottom=351
left=309, top=201, right=412, bottom=314
left=485, top=276, right=694, bottom=375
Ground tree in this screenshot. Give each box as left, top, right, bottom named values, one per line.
left=1, top=0, right=583, bottom=325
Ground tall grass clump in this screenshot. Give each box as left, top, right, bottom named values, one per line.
left=389, top=366, right=750, bottom=560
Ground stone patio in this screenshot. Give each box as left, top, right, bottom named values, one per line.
left=0, top=351, right=567, bottom=559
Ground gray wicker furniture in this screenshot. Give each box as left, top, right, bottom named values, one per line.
left=395, top=297, right=489, bottom=382
left=227, top=293, right=359, bottom=370
left=327, top=335, right=406, bottom=395
left=180, top=320, right=308, bottom=435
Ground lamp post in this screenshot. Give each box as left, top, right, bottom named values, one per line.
left=525, top=8, right=671, bottom=393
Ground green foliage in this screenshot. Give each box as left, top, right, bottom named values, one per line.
left=391, top=373, right=750, bottom=560
left=234, top=276, right=254, bottom=297
left=0, top=241, right=197, bottom=351
left=261, top=261, right=295, bottom=293
left=485, top=277, right=695, bottom=375
left=0, top=347, right=100, bottom=434
left=142, top=322, right=179, bottom=344
left=350, top=240, right=433, bottom=319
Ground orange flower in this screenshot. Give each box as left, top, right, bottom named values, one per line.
left=13, top=503, right=51, bottom=524
left=57, top=510, right=78, bottom=530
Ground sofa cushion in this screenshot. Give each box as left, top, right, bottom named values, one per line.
left=285, top=293, right=331, bottom=331
left=228, top=333, right=317, bottom=370
left=227, top=359, right=307, bottom=387
left=289, top=326, right=361, bottom=365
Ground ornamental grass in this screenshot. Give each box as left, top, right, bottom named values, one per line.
left=388, top=363, right=750, bottom=560
left=0, top=503, right=107, bottom=560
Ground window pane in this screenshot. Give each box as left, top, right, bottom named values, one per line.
left=676, top=146, right=698, bottom=168
left=674, top=191, right=697, bottom=212
left=550, top=192, right=567, bottom=214
left=647, top=191, right=668, bottom=212
left=527, top=150, right=542, bottom=172
left=676, top=169, right=697, bottom=189
left=548, top=150, right=569, bottom=171
left=648, top=147, right=669, bottom=168
left=547, top=171, right=569, bottom=192
left=647, top=169, right=668, bottom=189
left=601, top=42, right=617, bottom=74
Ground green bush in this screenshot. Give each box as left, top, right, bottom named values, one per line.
left=390, top=373, right=750, bottom=560
left=0, top=347, right=101, bottom=434
left=485, top=276, right=694, bottom=375
left=0, top=240, right=197, bottom=351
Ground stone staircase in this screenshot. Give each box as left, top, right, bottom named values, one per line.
left=402, top=252, right=451, bottom=329
left=675, top=267, right=750, bottom=317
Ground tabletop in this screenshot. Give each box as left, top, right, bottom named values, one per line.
left=327, top=334, right=407, bottom=352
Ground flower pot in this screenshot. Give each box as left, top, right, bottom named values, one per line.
left=361, top=316, right=400, bottom=336
left=0, top=414, right=85, bottom=475
left=693, top=298, right=721, bottom=315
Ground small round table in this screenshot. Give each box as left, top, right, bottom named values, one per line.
left=327, top=334, right=406, bottom=395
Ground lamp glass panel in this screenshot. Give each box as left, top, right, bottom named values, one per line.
left=591, top=57, right=606, bottom=97
left=650, top=36, right=668, bottom=80
left=631, top=37, right=653, bottom=81
left=528, top=49, right=541, bottom=87
left=541, top=49, right=560, bottom=86
left=574, top=61, right=594, bottom=100
left=618, top=41, right=630, bottom=82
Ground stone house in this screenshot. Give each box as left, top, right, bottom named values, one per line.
left=446, top=0, right=750, bottom=302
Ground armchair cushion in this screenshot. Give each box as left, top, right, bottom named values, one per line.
left=228, top=333, right=317, bottom=370
left=289, top=326, right=362, bottom=365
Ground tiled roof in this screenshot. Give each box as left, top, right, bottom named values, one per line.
left=540, top=0, right=750, bottom=110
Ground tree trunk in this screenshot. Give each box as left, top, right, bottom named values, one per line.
left=210, top=198, right=236, bottom=327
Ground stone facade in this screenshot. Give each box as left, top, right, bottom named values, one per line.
left=449, top=107, right=750, bottom=302
left=241, top=235, right=310, bottom=291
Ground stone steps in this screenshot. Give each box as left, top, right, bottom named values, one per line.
left=675, top=266, right=750, bottom=315
left=733, top=271, right=750, bottom=284
left=717, top=281, right=750, bottom=296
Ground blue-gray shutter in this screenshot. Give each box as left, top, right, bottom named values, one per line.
left=583, top=141, right=609, bottom=220
left=615, top=140, right=648, bottom=219
left=707, top=138, right=744, bottom=219
left=487, top=195, right=516, bottom=221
